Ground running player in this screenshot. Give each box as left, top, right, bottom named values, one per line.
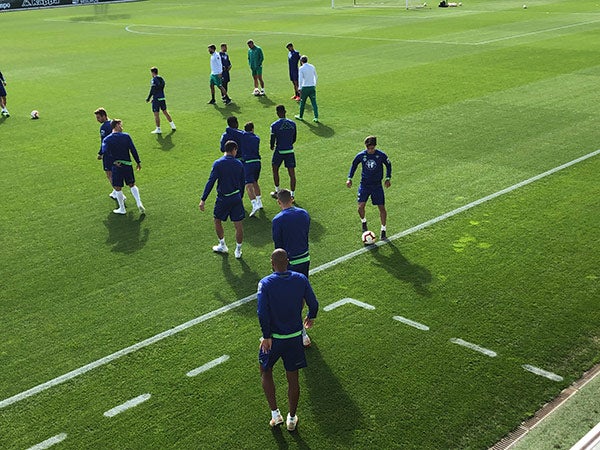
left=240, top=121, right=263, bottom=217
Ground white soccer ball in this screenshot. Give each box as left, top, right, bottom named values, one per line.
left=362, top=230, right=377, bottom=245
left=253, top=88, right=261, bottom=96
left=523, top=4, right=527, bottom=8
left=30, top=110, right=39, bottom=119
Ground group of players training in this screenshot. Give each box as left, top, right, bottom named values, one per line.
left=92, top=40, right=393, bottom=433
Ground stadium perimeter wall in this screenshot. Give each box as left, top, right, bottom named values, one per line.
left=0, top=0, right=137, bottom=12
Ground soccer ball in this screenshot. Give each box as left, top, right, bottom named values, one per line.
left=361, top=230, right=377, bottom=245
left=253, top=88, right=261, bottom=96
left=30, top=110, right=39, bottom=119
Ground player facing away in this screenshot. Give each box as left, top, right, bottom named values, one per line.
left=220, top=116, right=244, bottom=158
left=101, top=120, right=146, bottom=215
left=257, top=248, right=318, bottom=431
left=295, top=55, right=319, bottom=123
left=207, top=44, right=232, bottom=105
left=272, top=189, right=312, bottom=347
left=240, top=121, right=263, bottom=217
left=94, top=107, right=121, bottom=201
left=346, top=135, right=392, bottom=240
left=269, top=105, right=297, bottom=199
left=0, top=70, right=9, bottom=117
left=286, top=43, right=301, bottom=101
left=247, top=39, right=265, bottom=95
left=146, top=66, right=176, bottom=134
left=199, top=140, right=246, bottom=259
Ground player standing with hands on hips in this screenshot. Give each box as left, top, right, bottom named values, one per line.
left=257, top=248, right=318, bottom=431
left=346, top=135, right=392, bottom=240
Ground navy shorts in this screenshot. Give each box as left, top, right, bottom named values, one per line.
left=289, top=261, right=310, bottom=278
left=243, top=161, right=261, bottom=184
left=272, top=151, right=296, bottom=169
left=259, top=335, right=307, bottom=372
left=152, top=98, right=167, bottom=113
left=214, top=195, right=245, bottom=222
left=0, top=85, right=6, bottom=97
left=358, top=184, right=385, bottom=205
left=102, top=154, right=113, bottom=172
left=111, top=164, right=135, bottom=188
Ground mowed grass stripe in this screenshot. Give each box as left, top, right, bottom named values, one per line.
left=1, top=149, right=596, bottom=411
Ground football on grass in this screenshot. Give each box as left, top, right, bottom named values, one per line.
left=30, top=110, right=39, bottom=119
left=362, top=230, right=376, bottom=245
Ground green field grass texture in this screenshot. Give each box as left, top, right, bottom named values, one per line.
left=1, top=0, right=599, bottom=448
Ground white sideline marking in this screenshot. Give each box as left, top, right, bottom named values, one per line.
left=393, top=316, right=430, bottom=331
left=323, top=297, right=375, bottom=312
left=522, top=364, right=564, bottom=382
left=103, top=393, right=151, bottom=418
left=571, top=420, right=600, bottom=450
left=27, top=433, right=67, bottom=450
left=450, top=338, right=497, bottom=357
left=474, top=19, right=600, bottom=45
left=1, top=149, right=598, bottom=410
left=186, top=355, right=230, bottom=377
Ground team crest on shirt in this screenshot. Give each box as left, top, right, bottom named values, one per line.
left=366, top=158, right=378, bottom=171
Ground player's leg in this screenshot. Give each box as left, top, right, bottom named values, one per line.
left=260, top=366, right=278, bottom=412
left=233, top=220, right=244, bottom=258
left=296, top=90, right=307, bottom=119
left=111, top=166, right=127, bottom=214
left=288, top=167, right=296, bottom=195
left=214, top=218, right=225, bottom=240
left=271, top=157, right=282, bottom=198
left=252, top=74, right=259, bottom=90
left=372, top=187, right=387, bottom=239
left=151, top=102, right=161, bottom=133
left=285, top=370, right=300, bottom=418
left=257, top=72, right=265, bottom=90
left=309, top=88, right=318, bottom=121
left=161, top=103, right=175, bottom=130
left=153, top=111, right=160, bottom=128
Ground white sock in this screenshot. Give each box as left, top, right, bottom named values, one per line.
left=116, top=191, right=125, bottom=209
left=291, top=190, right=295, bottom=198
left=130, top=185, right=142, bottom=206
left=251, top=198, right=257, bottom=208
left=274, top=186, right=280, bottom=192
left=219, top=238, right=226, bottom=246
left=271, top=409, right=281, bottom=420
left=256, top=195, right=262, bottom=202
left=169, top=121, right=176, bottom=128
left=361, top=218, right=367, bottom=224
left=302, top=328, right=308, bottom=337
left=236, top=242, right=242, bottom=250
left=381, top=225, right=386, bottom=231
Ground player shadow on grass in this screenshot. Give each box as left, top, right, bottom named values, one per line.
left=303, top=342, right=365, bottom=446
left=104, top=211, right=149, bottom=254
left=156, top=132, right=175, bottom=151
left=296, top=119, right=334, bottom=138
left=270, top=425, right=311, bottom=450
left=241, top=208, right=276, bottom=248
left=371, top=242, right=432, bottom=297
left=213, top=256, right=261, bottom=315
left=257, top=95, right=277, bottom=108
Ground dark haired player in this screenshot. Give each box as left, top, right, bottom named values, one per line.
left=101, top=119, right=145, bottom=215
left=146, top=66, right=176, bottom=134
left=94, top=107, right=121, bottom=201
left=208, top=44, right=232, bottom=105
left=346, top=135, right=392, bottom=240
left=286, top=43, right=301, bottom=101
left=199, top=140, right=245, bottom=259
left=272, top=189, right=312, bottom=347
left=269, top=105, right=297, bottom=199
left=240, top=121, right=263, bottom=217
left=219, top=43, right=232, bottom=94
left=257, top=248, right=318, bottom=431
left=220, top=116, right=243, bottom=157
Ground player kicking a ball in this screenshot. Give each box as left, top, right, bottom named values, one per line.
left=346, top=135, right=392, bottom=240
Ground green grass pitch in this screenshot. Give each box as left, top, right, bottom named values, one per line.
left=1, top=0, right=599, bottom=448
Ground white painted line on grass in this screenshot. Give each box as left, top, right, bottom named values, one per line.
left=323, top=298, right=375, bottom=312
left=27, top=433, right=67, bottom=450
left=1, top=149, right=598, bottom=410
left=474, top=19, right=600, bottom=45
left=570, top=420, right=600, bottom=450
left=186, top=355, right=230, bottom=377
left=522, top=364, right=564, bottom=382
left=450, top=338, right=497, bottom=357
left=103, top=393, right=151, bottom=418
left=0, top=295, right=255, bottom=410
left=393, top=316, right=430, bottom=331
